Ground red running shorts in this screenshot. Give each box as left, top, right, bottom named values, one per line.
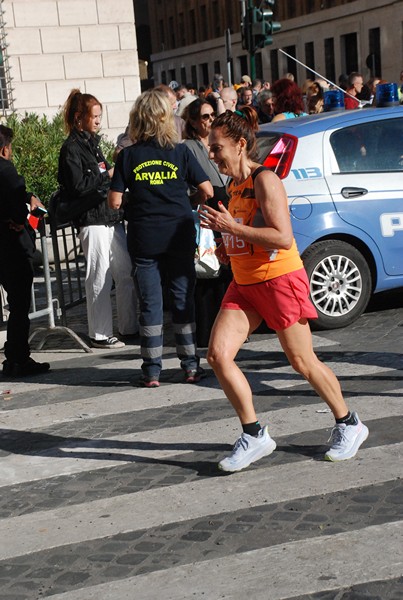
left=221, top=268, right=318, bottom=331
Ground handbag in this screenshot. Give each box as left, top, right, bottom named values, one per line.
left=48, top=180, right=109, bottom=226
left=193, top=211, right=221, bottom=279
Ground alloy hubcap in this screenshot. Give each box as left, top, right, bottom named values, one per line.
left=310, top=255, right=362, bottom=316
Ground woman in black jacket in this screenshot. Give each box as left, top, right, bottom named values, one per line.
left=58, top=90, right=138, bottom=348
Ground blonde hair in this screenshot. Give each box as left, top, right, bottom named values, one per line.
left=129, top=89, right=178, bottom=148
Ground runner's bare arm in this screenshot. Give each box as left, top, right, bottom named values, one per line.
left=199, top=170, right=293, bottom=251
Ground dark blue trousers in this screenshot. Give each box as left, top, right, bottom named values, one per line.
left=133, top=253, right=199, bottom=380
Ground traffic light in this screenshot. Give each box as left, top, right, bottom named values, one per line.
left=251, top=0, right=281, bottom=51
left=241, top=6, right=252, bottom=52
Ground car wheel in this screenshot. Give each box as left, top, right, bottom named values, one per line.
left=302, top=240, right=372, bottom=330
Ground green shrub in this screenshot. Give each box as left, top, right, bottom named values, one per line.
left=6, top=112, right=115, bottom=207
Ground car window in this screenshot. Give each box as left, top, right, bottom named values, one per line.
left=330, top=117, right=403, bottom=174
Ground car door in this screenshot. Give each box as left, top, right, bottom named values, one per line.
left=323, top=114, right=403, bottom=277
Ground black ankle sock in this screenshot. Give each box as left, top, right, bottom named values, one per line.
left=336, top=412, right=357, bottom=426
left=242, top=422, right=261, bottom=437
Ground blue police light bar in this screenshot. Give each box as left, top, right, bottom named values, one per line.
left=376, top=83, right=399, bottom=107
left=324, top=90, right=345, bottom=112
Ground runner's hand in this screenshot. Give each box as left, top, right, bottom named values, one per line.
left=198, top=202, right=234, bottom=234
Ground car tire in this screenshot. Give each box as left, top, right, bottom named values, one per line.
left=302, top=240, right=372, bottom=330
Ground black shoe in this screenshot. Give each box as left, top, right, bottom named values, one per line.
left=2, top=358, right=50, bottom=377
left=90, top=336, right=125, bottom=349
left=118, top=331, right=140, bottom=343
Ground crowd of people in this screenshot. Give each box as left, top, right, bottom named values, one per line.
left=172, top=69, right=402, bottom=121
left=6, top=65, right=402, bottom=467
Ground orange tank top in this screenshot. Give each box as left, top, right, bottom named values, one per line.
left=222, top=168, right=303, bottom=285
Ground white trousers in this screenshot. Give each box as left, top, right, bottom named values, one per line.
left=78, top=223, right=138, bottom=340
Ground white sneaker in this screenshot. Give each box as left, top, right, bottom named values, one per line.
left=218, top=426, right=276, bottom=473
left=325, top=412, right=369, bottom=461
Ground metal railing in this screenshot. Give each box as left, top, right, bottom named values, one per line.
left=27, top=217, right=92, bottom=352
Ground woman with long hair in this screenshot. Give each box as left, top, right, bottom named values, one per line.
left=183, top=99, right=215, bottom=149
left=108, top=88, right=213, bottom=387
left=306, top=81, right=325, bottom=114
left=182, top=98, right=229, bottom=214
left=271, top=78, right=307, bottom=122
left=58, top=89, right=138, bottom=348
left=199, top=107, right=368, bottom=472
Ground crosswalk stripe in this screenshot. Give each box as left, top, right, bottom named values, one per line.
left=1, top=392, right=401, bottom=487
left=1, top=356, right=396, bottom=429
left=0, top=381, right=227, bottom=429
left=44, top=520, right=403, bottom=600
left=0, top=331, right=347, bottom=398
left=1, top=443, right=401, bottom=560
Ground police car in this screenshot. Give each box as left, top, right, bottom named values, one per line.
left=257, top=104, right=403, bottom=329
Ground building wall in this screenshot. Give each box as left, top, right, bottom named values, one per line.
left=269, top=0, right=403, bottom=85
left=147, top=0, right=241, bottom=86
left=3, top=0, right=141, bottom=140
left=150, top=0, right=403, bottom=88
left=148, top=0, right=241, bottom=55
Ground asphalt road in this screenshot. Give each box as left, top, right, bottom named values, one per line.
left=0, top=290, right=402, bottom=599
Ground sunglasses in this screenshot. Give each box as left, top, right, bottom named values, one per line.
left=200, top=112, right=216, bottom=120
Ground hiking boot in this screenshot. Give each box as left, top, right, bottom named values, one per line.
left=325, top=412, right=369, bottom=461
left=218, top=425, right=276, bottom=473
left=2, top=358, right=50, bottom=377
left=91, top=336, right=125, bottom=349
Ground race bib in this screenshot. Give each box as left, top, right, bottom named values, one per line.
left=222, top=218, right=249, bottom=256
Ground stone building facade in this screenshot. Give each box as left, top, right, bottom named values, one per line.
left=149, top=0, right=403, bottom=88
left=1, top=0, right=140, bottom=140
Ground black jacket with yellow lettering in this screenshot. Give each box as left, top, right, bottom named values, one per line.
left=57, top=129, right=123, bottom=227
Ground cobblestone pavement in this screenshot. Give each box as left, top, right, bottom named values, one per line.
left=0, top=289, right=402, bottom=600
